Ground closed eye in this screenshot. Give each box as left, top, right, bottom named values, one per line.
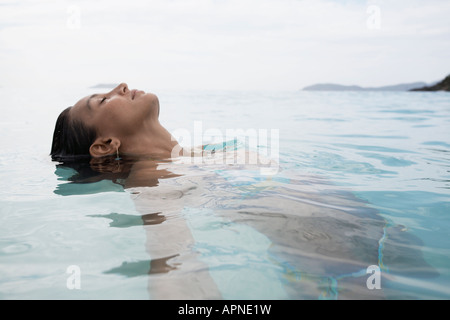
left=100, top=97, right=107, bottom=104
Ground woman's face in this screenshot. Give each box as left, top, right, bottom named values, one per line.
left=70, top=83, right=160, bottom=138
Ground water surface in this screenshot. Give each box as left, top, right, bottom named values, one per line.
left=0, top=88, right=449, bottom=299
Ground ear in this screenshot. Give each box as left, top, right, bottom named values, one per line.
left=89, top=137, right=121, bottom=158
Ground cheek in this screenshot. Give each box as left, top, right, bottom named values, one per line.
left=95, top=97, right=156, bottom=136
left=94, top=107, right=129, bottom=135
left=105, top=104, right=146, bottom=134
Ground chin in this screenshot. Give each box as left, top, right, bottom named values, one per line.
left=143, top=93, right=160, bottom=118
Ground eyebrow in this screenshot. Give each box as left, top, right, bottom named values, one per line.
left=86, top=94, right=98, bottom=110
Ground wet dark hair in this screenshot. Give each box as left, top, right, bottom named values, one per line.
left=50, top=107, right=97, bottom=163
left=51, top=106, right=133, bottom=186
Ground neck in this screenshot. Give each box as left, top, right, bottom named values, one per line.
left=120, top=119, right=183, bottom=159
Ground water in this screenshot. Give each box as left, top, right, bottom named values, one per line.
left=0, top=87, right=449, bottom=299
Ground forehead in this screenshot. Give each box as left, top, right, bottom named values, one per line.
left=74, top=95, right=90, bottom=108
left=70, top=95, right=92, bottom=121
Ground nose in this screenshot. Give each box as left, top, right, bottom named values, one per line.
left=112, top=83, right=129, bottom=95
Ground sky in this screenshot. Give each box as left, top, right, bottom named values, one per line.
left=1, top=0, right=450, bottom=91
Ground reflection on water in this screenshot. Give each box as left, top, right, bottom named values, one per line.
left=88, top=212, right=166, bottom=228
left=52, top=150, right=439, bottom=300
left=104, top=255, right=179, bottom=277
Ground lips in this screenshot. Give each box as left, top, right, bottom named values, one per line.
left=131, top=89, right=137, bottom=100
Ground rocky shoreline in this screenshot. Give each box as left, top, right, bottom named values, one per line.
left=410, top=75, right=450, bottom=91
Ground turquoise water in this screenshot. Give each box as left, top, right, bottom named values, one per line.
left=0, top=88, right=449, bottom=299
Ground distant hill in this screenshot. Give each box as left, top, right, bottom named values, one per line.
left=410, top=75, right=450, bottom=92
left=303, top=82, right=428, bottom=92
